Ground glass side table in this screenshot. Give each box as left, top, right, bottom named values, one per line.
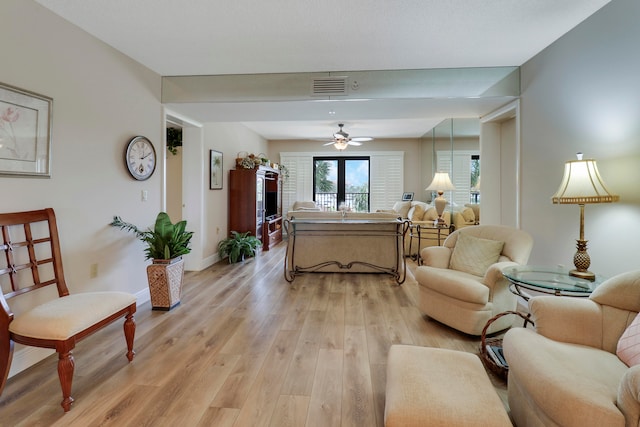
left=408, top=222, right=450, bottom=264
left=502, top=265, right=605, bottom=301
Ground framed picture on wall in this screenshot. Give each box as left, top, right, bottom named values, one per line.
left=210, top=150, right=223, bottom=189
left=0, top=82, right=53, bottom=177
left=402, top=192, right=414, bottom=201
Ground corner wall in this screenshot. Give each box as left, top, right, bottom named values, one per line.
left=1, top=0, right=162, bottom=376
left=519, top=0, right=640, bottom=277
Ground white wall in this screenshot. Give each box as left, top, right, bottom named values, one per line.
left=520, top=0, right=640, bottom=277
left=202, top=123, right=268, bottom=265
left=0, top=0, right=164, bottom=375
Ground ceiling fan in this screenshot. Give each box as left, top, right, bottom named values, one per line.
left=322, top=123, right=373, bottom=151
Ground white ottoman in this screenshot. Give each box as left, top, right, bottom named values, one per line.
left=384, top=345, right=512, bottom=426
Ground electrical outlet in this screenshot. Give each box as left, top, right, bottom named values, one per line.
left=216, top=227, right=220, bottom=235
left=90, top=263, right=98, bottom=278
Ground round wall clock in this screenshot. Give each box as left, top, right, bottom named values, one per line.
left=125, top=136, right=156, bottom=181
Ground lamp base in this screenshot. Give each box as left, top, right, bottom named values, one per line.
left=569, top=269, right=596, bottom=281
left=571, top=238, right=595, bottom=281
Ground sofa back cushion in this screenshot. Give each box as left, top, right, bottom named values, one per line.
left=392, top=201, right=412, bottom=218
left=460, top=207, right=476, bottom=223
left=448, top=233, right=504, bottom=277
left=410, top=204, right=426, bottom=222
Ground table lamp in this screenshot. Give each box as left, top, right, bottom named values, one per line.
left=551, top=153, right=619, bottom=280
left=426, top=172, right=456, bottom=225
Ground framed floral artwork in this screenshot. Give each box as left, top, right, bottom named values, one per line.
left=0, top=82, right=53, bottom=177
left=210, top=150, right=223, bottom=189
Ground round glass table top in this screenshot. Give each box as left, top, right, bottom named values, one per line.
left=502, top=265, right=604, bottom=295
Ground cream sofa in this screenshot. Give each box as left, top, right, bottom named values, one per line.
left=384, top=200, right=476, bottom=257
left=503, top=270, right=640, bottom=427
left=284, top=210, right=409, bottom=283
left=414, top=225, right=533, bottom=335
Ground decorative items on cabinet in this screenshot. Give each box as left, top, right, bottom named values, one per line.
left=235, top=152, right=271, bottom=169
left=229, top=165, right=283, bottom=251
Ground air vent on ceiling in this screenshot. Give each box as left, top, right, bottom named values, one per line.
left=312, top=77, right=348, bottom=96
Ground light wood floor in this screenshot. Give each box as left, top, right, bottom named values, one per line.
left=0, top=242, right=508, bottom=426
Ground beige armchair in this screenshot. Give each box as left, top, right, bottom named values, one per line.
left=503, top=270, right=640, bottom=427
left=414, top=225, right=533, bottom=335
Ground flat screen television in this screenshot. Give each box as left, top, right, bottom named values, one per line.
left=265, top=191, right=279, bottom=219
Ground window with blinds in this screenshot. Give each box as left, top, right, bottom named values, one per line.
left=280, top=151, right=403, bottom=216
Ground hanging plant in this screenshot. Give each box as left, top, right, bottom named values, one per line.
left=166, top=127, right=182, bottom=155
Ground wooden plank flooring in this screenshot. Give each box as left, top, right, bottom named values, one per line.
left=0, top=242, right=508, bottom=426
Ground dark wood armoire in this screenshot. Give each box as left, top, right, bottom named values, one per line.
left=228, top=166, right=282, bottom=250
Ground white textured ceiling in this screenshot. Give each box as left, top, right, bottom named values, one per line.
left=34, top=0, right=612, bottom=140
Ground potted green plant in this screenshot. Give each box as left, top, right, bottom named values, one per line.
left=218, top=231, right=261, bottom=263
left=111, top=212, right=193, bottom=310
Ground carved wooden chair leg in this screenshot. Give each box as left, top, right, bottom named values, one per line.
left=0, top=331, right=13, bottom=394
left=124, top=312, right=136, bottom=362
left=57, top=346, right=75, bottom=412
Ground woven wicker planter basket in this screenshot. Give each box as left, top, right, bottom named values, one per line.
left=146, top=257, right=185, bottom=311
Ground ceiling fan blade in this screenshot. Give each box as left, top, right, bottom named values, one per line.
left=348, top=141, right=362, bottom=146
left=322, top=141, right=335, bottom=146
left=351, top=137, right=372, bottom=142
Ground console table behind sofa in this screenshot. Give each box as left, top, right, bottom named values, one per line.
left=284, top=211, right=409, bottom=284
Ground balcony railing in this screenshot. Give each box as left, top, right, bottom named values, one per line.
left=315, top=192, right=370, bottom=212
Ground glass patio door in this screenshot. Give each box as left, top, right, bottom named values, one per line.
left=313, top=157, right=370, bottom=212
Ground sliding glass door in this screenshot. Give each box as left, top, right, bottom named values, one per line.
left=313, top=157, right=370, bottom=212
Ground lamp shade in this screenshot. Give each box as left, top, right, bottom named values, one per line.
left=551, top=156, right=619, bottom=204
left=426, top=172, right=456, bottom=192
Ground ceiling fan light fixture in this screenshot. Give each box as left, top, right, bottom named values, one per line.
left=333, top=140, right=348, bottom=151
left=322, top=123, right=371, bottom=151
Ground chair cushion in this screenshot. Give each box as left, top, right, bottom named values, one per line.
left=415, top=267, right=490, bottom=305
left=617, top=312, right=640, bottom=367
left=449, top=233, right=504, bottom=276
left=504, top=327, right=628, bottom=427
left=9, top=292, right=136, bottom=340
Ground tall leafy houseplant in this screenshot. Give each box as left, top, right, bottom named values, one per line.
left=111, top=212, right=193, bottom=261
left=218, top=231, right=261, bottom=263
left=111, top=212, right=194, bottom=310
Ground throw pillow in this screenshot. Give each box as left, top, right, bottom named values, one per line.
left=617, top=312, right=640, bottom=367
left=461, top=207, right=475, bottom=223
left=392, top=201, right=412, bottom=219
left=423, top=207, right=438, bottom=221
left=449, top=233, right=504, bottom=276
left=411, top=204, right=426, bottom=222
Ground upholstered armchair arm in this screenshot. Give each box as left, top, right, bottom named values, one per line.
left=529, top=296, right=604, bottom=348
left=483, top=262, right=518, bottom=289
left=617, top=365, right=640, bottom=427
left=419, top=246, right=452, bottom=269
